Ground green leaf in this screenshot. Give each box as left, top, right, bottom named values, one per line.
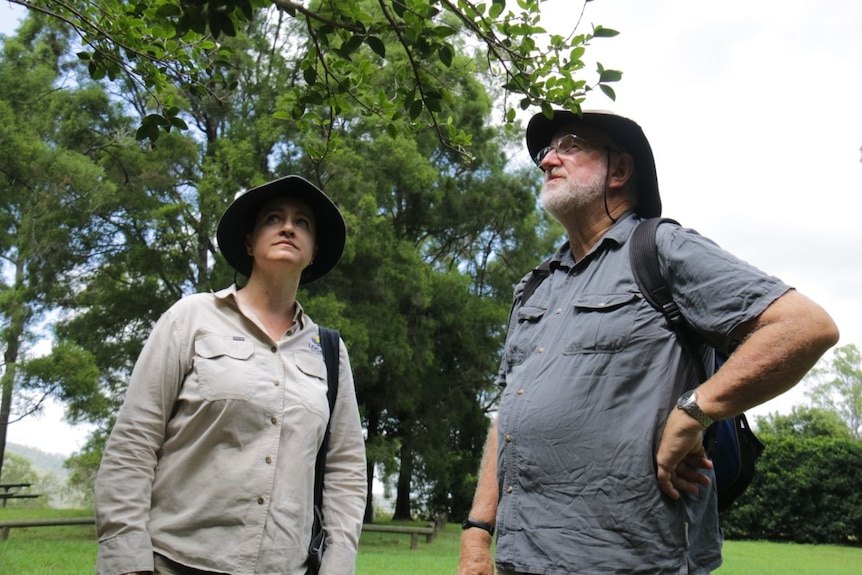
left=599, top=84, right=616, bottom=100
left=439, top=44, right=454, bottom=67
left=490, top=0, right=506, bottom=19
left=592, top=26, right=619, bottom=38
left=409, top=99, right=423, bottom=120
left=598, top=69, right=622, bottom=83
left=367, top=36, right=386, bottom=58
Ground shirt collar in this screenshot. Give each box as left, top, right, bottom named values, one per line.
left=548, top=211, right=640, bottom=271
left=214, top=285, right=307, bottom=330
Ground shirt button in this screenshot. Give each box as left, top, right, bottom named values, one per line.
left=257, top=496, right=265, bottom=504
left=274, top=380, right=280, bottom=386
left=271, top=416, right=278, bottom=424
left=507, top=486, right=514, bottom=493
left=555, top=308, right=562, bottom=314
left=517, top=389, right=524, bottom=395
left=505, top=434, right=512, bottom=442
left=271, top=346, right=277, bottom=353
left=265, top=456, right=272, bottom=464
left=537, top=347, right=544, bottom=354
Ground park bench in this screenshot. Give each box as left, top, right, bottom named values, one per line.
left=0, top=483, right=41, bottom=508
left=360, top=522, right=438, bottom=549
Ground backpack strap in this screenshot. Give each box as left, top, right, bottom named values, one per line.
left=313, top=327, right=341, bottom=516
left=505, top=257, right=553, bottom=330
left=520, top=258, right=553, bottom=307
left=629, top=217, right=708, bottom=383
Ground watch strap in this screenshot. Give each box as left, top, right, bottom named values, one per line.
left=461, top=517, right=495, bottom=536
left=677, top=389, right=714, bottom=428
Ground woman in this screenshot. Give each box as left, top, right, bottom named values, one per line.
left=95, top=176, right=367, bottom=575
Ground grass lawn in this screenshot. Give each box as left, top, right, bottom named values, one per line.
left=2, top=508, right=861, bottom=574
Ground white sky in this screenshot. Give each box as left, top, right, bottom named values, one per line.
left=3, top=0, right=861, bottom=454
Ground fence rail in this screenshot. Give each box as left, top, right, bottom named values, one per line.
left=0, top=516, right=445, bottom=548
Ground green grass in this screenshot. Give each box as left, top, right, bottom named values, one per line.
left=715, top=539, right=862, bottom=575
left=357, top=522, right=462, bottom=574
left=2, top=509, right=861, bottom=574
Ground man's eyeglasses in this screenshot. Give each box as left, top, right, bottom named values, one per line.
left=533, top=134, right=616, bottom=168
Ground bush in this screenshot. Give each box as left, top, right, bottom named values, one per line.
left=721, top=436, right=862, bottom=544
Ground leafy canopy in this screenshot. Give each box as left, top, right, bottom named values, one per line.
left=11, top=0, right=620, bottom=152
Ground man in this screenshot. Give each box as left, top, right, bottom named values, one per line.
left=458, top=110, right=839, bottom=574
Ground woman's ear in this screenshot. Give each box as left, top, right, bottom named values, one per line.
left=245, top=234, right=253, bottom=256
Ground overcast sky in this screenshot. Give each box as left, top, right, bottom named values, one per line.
left=3, top=0, right=861, bottom=454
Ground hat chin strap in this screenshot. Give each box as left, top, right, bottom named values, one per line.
left=603, top=149, right=617, bottom=224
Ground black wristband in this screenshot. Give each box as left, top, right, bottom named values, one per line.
left=461, top=517, right=495, bottom=536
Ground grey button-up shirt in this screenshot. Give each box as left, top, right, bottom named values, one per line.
left=495, top=213, right=789, bottom=574
left=95, top=286, right=367, bottom=575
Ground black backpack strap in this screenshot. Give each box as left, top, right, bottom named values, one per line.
left=505, top=257, right=553, bottom=329
left=313, top=327, right=341, bottom=514
left=629, top=217, right=708, bottom=383
left=520, top=258, right=553, bottom=307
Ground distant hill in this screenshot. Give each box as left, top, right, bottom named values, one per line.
left=6, top=443, right=69, bottom=479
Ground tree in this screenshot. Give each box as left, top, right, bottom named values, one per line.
left=805, top=343, right=862, bottom=440
left=753, top=405, right=854, bottom=440
left=0, top=18, right=117, bottom=479
left=9, top=0, right=620, bottom=150
left=1, top=4, right=565, bottom=522
left=0, top=452, right=50, bottom=509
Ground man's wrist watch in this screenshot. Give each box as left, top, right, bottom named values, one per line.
left=461, top=517, right=495, bottom=536
left=676, top=389, right=714, bottom=428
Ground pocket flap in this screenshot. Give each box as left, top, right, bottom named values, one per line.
left=572, top=292, right=638, bottom=311
left=295, top=349, right=327, bottom=381
left=517, top=304, right=547, bottom=322
left=195, top=335, right=254, bottom=360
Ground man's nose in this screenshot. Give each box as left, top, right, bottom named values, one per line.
left=540, top=149, right=562, bottom=172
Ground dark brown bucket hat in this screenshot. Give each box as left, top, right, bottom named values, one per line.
left=526, top=109, right=662, bottom=218
left=217, top=175, right=346, bottom=284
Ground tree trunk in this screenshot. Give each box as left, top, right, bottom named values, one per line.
left=392, top=437, right=413, bottom=520
left=363, top=409, right=379, bottom=523
left=0, top=295, right=25, bottom=481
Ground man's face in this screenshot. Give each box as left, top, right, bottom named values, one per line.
left=539, top=124, right=613, bottom=219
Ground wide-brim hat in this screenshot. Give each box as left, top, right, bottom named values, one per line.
left=217, top=175, right=346, bottom=285
left=526, top=109, right=661, bottom=218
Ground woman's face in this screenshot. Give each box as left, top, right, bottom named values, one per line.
left=245, top=196, right=317, bottom=275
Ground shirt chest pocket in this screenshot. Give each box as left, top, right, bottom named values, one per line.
left=504, top=304, right=549, bottom=368
left=194, top=335, right=257, bottom=401
left=564, top=292, right=639, bottom=354
left=293, top=349, right=329, bottom=418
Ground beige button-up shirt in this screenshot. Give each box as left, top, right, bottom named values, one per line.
left=95, top=286, right=367, bottom=575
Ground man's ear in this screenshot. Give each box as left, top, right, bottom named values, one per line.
left=608, top=152, right=635, bottom=190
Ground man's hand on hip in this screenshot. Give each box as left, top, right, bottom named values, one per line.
left=656, top=407, right=713, bottom=500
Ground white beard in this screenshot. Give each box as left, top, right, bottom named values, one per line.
left=540, top=167, right=607, bottom=220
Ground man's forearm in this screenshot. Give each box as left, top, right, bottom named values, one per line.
left=467, top=418, right=499, bottom=523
